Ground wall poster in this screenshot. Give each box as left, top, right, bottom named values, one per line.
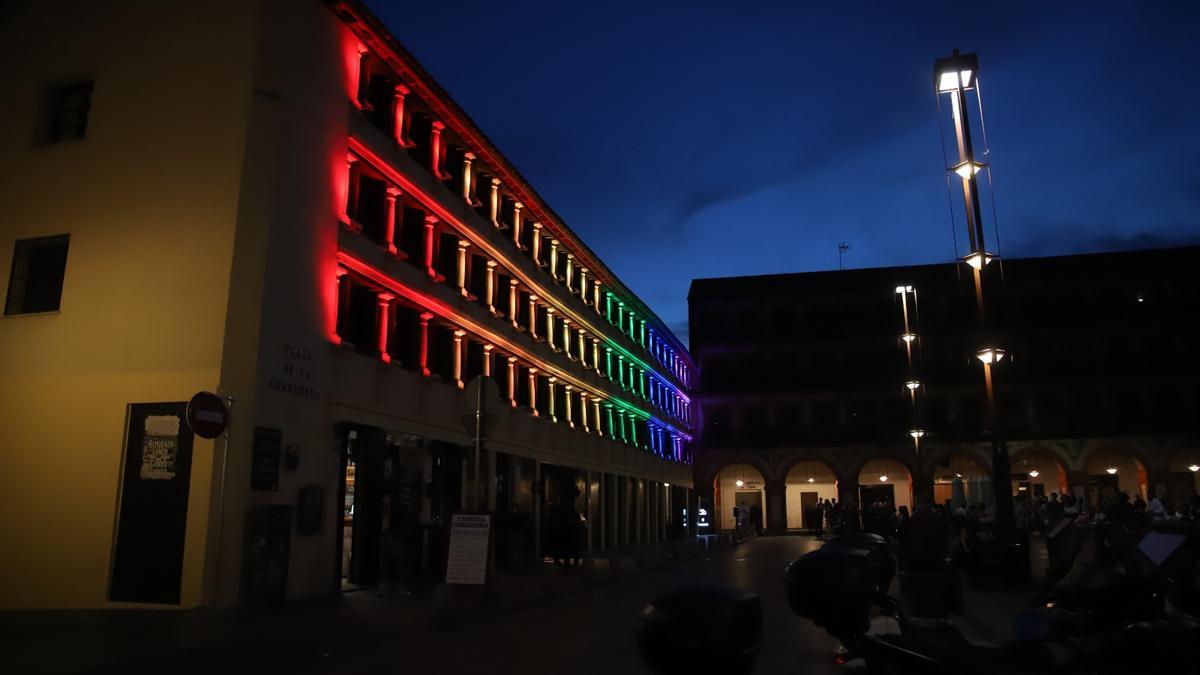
left=109, top=402, right=194, bottom=604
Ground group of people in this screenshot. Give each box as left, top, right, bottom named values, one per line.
left=731, top=501, right=764, bottom=536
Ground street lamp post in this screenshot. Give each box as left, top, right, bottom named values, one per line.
left=934, top=49, right=1015, bottom=538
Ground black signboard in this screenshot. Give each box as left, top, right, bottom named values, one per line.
left=109, top=402, right=194, bottom=604
left=251, top=427, right=282, bottom=491
left=243, top=505, right=292, bottom=605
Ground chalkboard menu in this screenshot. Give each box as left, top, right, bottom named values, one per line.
left=251, top=427, right=282, bottom=491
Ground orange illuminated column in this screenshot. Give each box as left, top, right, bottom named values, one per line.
left=592, top=338, right=601, bottom=375
left=546, top=308, right=557, bottom=350
left=580, top=392, right=590, bottom=432
left=528, top=367, right=539, bottom=416
left=485, top=261, right=499, bottom=316
left=334, top=268, right=351, bottom=344
left=376, top=292, right=394, bottom=363
left=549, top=240, right=561, bottom=280
left=418, top=312, right=433, bottom=376
left=506, top=357, right=518, bottom=407
left=341, top=153, right=360, bottom=227
left=453, top=330, right=466, bottom=388
left=423, top=215, right=444, bottom=281
left=578, top=268, right=589, bottom=302
left=508, top=279, right=520, bottom=330
left=562, top=319, right=573, bottom=359
left=564, top=385, right=575, bottom=428
left=456, top=240, right=472, bottom=298
left=577, top=329, right=587, bottom=367
left=547, top=377, right=558, bottom=421
left=392, top=83, right=414, bottom=147
left=591, top=397, right=603, bottom=436
left=383, top=186, right=402, bottom=256
left=483, top=344, right=494, bottom=377
left=512, top=202, right=525, bottom=249
left=461, top=152, right=476, bottom=203
left=488, top=178, right=503, bottom=228
left=593, top=281, right=602, bottom=314
left=565, top=254, right=575, bottom=292
left=531, top=223, right=543, bottom=265
left=430, top=120, right=451, bottom=180
left=528, top=295, right=539, bottom=340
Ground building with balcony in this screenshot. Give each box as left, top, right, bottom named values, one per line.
left=688, top=247, right=1199, bottom=532
left=0, top=0, right=694, bottom=609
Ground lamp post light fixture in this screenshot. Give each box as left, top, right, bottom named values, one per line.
left=878, top=472, right=889, bottom=482
left=900, top=332, right=917, bottom=344
left=1189, top=464, right=1200, bottom=473
left=909, top=429, right=926, bottom=439
left=905, top=380, right=921, bottom=391
left=1028, top=469, right=1040, bottom=478
left=963, top=251, right=996, bottom=271
left=952, top=160, right=986, bottom=180
left=1105, top=466, right=1118, bottom=475
left=976, top=347, right=1006, bottom=365
left=735, top=479, right=745, bottom=488
left=807, top=476, right=815, bottom=484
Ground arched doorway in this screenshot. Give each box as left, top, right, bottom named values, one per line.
left=784, top=460, right=838, bottom=530
left=1167, top=451, right=1200, bottom=504
left=714, top=463, right=766, bottom=531
left=1085, top=447, right=1147, bottom=508
left=1010, top=450, right=1069, bottom=499
left=857, top=458, right=913, bottom=514
left=930, top=452, right=989, bottom=509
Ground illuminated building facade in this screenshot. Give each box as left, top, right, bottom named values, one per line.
left=689, top=248, right=1199, bottom=532
left=0, top=0, right=693, bottom=609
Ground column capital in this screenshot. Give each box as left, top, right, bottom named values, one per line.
left=491, top=177, right=502, bottom=187
left=507, top=355, right=518, bottom=363
left=336, top=267, right=349, bottom=278
left=532, top=222, right=543, bottom=231
left=347, top=151, right=359, bottom=164
left=548, top=376, right=557, bottom=383
left=509, top=278, right=519, bottom=287
left=393, top=82, right=411, bottom=96
left=529, top=294, right=538, bottom=302
left=419, top=311, right=434, bottom=322
left=385, top=185, right=402, bottom=197
left=463, top=151, right=476, bottom=161
left=486, top=260, right=498, bottom=268
left=514, top=201, right=524, bottom=210
left=566, top=253, right=575, bottom=260
left=564, top=384, right=574, bottom=392
left=528, top=366, right=538, bottom=374
left=592, top=337, right=600, bottom=344
left=562, top=318, right=571, bottom=327
left=376, top=291, right=394, bottom=303
left=483, top=343, right=494, bottom=352
left=431, top=120, right=446, bottom=132
left=453, top=329, right=466, bottom=338
left=547, top=307, right=556, bottom=315
left=457, top=239, right=470, bottom=249
left=424, top=214, right=438, bottom=226
left=550, top=238, right=560, bottom=246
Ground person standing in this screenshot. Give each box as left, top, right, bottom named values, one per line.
left=750, top=501, right=763, bottom=535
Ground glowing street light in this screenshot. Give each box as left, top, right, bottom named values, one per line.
left=735, top=479, right=745, bottom=488
left=894, top=285, right=914, bottom=294
left=910, top=429, right=926, bottom=439
left=1105, top=466, right=1118, bottom=475
left=976, top=347, right=1006, bottom=365
left=901, top=332, right=917, bottom=344
left=952, top=160, right=985, bottom=180
left=1028, top=469, right=1040, bottom=478
left=878, top=473, right=889, bottom=482
left=935, top=52, right=977, bottom=92
left=807, top=476, right=815, bottom=484
left=963, top=251, right=996, bottom=270
left=1189, top=464, right=1200, bottom=473
left=905, top=380, right=921, bottom=391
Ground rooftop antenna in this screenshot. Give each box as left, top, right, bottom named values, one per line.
left=838, top=242, right=851, bottom=270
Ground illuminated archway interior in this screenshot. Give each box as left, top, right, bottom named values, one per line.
left=1085, top=449, right=1147, bottom=503
left=932, top=452, right=989, bottom=507
left=857, top=458, right=912, bottom=514
left=784, top=461, right=838, bottom=530
left=1010, top=451, right=1068, bottom=499
left=714, top=463, right=765, bottom=530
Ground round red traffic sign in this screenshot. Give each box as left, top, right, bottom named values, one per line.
left=186, top=391, right=228, bottom=439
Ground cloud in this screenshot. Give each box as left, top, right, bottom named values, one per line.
left=1006, top=223, right=1200, bottom=259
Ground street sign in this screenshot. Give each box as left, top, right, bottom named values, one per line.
left=186, top=391, right=228, bottom=439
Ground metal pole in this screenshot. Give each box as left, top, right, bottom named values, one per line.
left=208, top=393, right=234, bottom=607
left=473, top=377, right=483, bottom=511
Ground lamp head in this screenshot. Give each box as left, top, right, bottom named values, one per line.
left=963, top=251, right=996, bottom=270
left=894, top=285, right=914, bottom=294
left=900, top=332, right=917, bottom=344
left=952, top=160, right=985, bottom=180
left=878, top=473, right=889, bottom=482
left=1028, top=470, right=1040, bottom=478
left=807, top=477, right=815, bottom=484
left=735, top=479, right=745, bottom=488
left=909, top=429, right=926, bottom=439
left=976, top=347, right=1006, bottom=365
left=934, top=50, right=979, bottom=92
left=905, top=380, right=921, bottom=391
left=1189, top=464, right=1199, bottom=473
left=1105, top=466, right=1118, bottom=475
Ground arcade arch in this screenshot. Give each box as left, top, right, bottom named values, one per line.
left=714, top=463, right=766, bottom=531
left=784, top=459, right=839, bottom=530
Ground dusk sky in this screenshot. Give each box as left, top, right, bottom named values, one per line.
left=366, top=0, right=1200, bottom=345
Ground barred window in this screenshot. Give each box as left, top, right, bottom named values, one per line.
left=5, top=234, right=70, bottom=315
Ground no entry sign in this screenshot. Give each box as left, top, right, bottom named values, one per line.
left=186, top=391, right=228, bottom=439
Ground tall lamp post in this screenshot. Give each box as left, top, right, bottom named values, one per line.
left=933, top=50, right=1014, bottom=538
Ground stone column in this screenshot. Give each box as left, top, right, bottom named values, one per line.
left=764, top=479, right=787, bottom=533
left=511, top=202, right=524, bottom=249
left=565, top=254, right=575, bottom=292
left=593, top=281, right=602, bottom=315
left=577, top=329, right=587, bottom=368
left=461, top=151, right=475, bottom=203
left=527, top=295, right=539, bottom=340
left=617, top=410, right=627, bottom=443
left=455, top=240, right=472, bottom=298
left=564, top=385, right=575, bottom=428
left=639, top=319, right=646, bottom=347
left=423, top=215, right=443, bottom=281
left=391, top=83, right=413, bottom=147
left=546, top=308, right=557, bottom=350
left=605, top=347, right=613, bottom=380
left=617, top=302, right=626, bottom=333
left=508, top=278, right=520, bottom=331
left=592, top=339, right=602, bottom=375
left=617, top=355, right=627, bottom=390
left=531, top=223, right=543, bottom=265
left=384, top=186, right=401, bottom=256
left=488, top=178, right=502, bottom=229
left=341, top=153, right=360, bottom=227
left=485, top=261, right=498, bottom=316
left=430, top=120, right=449, bottom=179
left=417, top=312, right=433, bottom=376
left=562, top=319, right=573, bottom=359
left=592, top=397, right=603, bottom=437
left=482, top=343, right=494, bottom=377
left=452, top=330, right=466, bottom=388
left=549, top=240, right=561, bottom=280
left=580, top=392, right=590, bottom=433
left=548, top=377, right=558, bottom=422
left=579, top=268, right=589, bottom=302
left=376, top=292, right=394, bottom=363
left=606, top=404, right=616, bottom=440
left=506, top=356, right=518, bottom=407
left=528, top=367, right=539, bottom=416
left=335, top=268, right=351, bottom=344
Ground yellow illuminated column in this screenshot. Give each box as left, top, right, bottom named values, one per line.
left=577, top=329, right=587, bottom=367
left=418, top=312, right=433, bottom=376
left=508, top=279, right=520, bottom=330
left=482, top=343, right=494, bottom=377
left=593, top=280, right=602, bottom=315
left=489, top=178, right=502, bottom=228
left=592, top=338, right=601, bottom=375
left=512, top=202, right=524, bottom=249
left=391, top=83, right=413, bottom=147
left=592, top=397, right=603, bottom=436
left=562, top=319, right=573, bottom=359
left=376, top=292, right=394, bottom=363
left=453, top=330, right=465, bottom=388
left=531, top=223, right=543, bottom=265
left=485, top=261, right=498, bottom=316
left=565, top=254, right=575, bottom=292
left=580, top=392, right=590, bottom=433
left=546, top=308, right=557, bottom=350
left=384, top=186, right=401, bottom=256
left=528, top=295, right=539, bottom=340
left=528, top=367, right=539, bottom=416
left=579, top=268, right=589, bottom=302
left=564, top=385, right=575, bottom=428
left=506, top=356, right=518, bottom=407
left=548, top=377, right=558, bottom=422
left=461, top=151, right=475, bottom=203
left=549, top=240, right=561, bottom=280
left=456, top=240, right=471, bottom=298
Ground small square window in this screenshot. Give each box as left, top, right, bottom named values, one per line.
left=45, top=82, right=93, bottom=143
left=5, top=235, right=70, bottom=315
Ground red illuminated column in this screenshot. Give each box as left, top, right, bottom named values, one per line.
left=546, top=308, right=557, bottom=350
left=418, top=312, right=433, bottom=376
left=355, top=47, right=371, bottom=109
left=423, top=215, right=444, bottom=281
left=528, top=367, right=539, bottom=416
left=392, top=83, right=413, bottom=147
left=376, top=292, right=394, bottom=363
left=562, top=319, right=573, bottom=359
left=430, top=120, right=450, bottom=180
left=384, top=186, right=401, bottom=256
left=483, top=344, right=494, bottom=377
left=508, top=279, right=520, bottom=330
left=489, top=178, right=502, bottom=229
left=528, top=295, right=539, bottom=340
left=453, top=330, right=465, bottom=388
left=512, top=202, right=525, bottom=249
left=506, top=357, right=518, bottom=407
left=461, top=151, right=476, bottom=203
left=485, top=261, right=498, bottom=315
left=531, top=223, right=543, bottom=265
left=564, top=385, right=575, bottom=428
left=547, top=377, right=558, bottom=422
left=335, top=268, right=351, bottom=344
left=341, top=153, right=360, bottom=227
left=456, top=240, right=472, bottom=298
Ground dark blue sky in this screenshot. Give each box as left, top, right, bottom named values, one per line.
left=366, top=0, right=1200, bottom=345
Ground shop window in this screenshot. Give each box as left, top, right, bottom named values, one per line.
left=5, top=234, right=70, bottom=315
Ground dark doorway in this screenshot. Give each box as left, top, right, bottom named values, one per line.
left=859, top=484, right=895, bottom=506
left=799, top=491, right=819, bottom=529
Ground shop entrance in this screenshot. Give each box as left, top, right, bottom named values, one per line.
left=859, top=483, right=895, bottom=506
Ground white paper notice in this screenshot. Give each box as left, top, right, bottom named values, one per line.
left=445, top=514, right=491, bottom=585
left=140, top=414, right=180, bottom=480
